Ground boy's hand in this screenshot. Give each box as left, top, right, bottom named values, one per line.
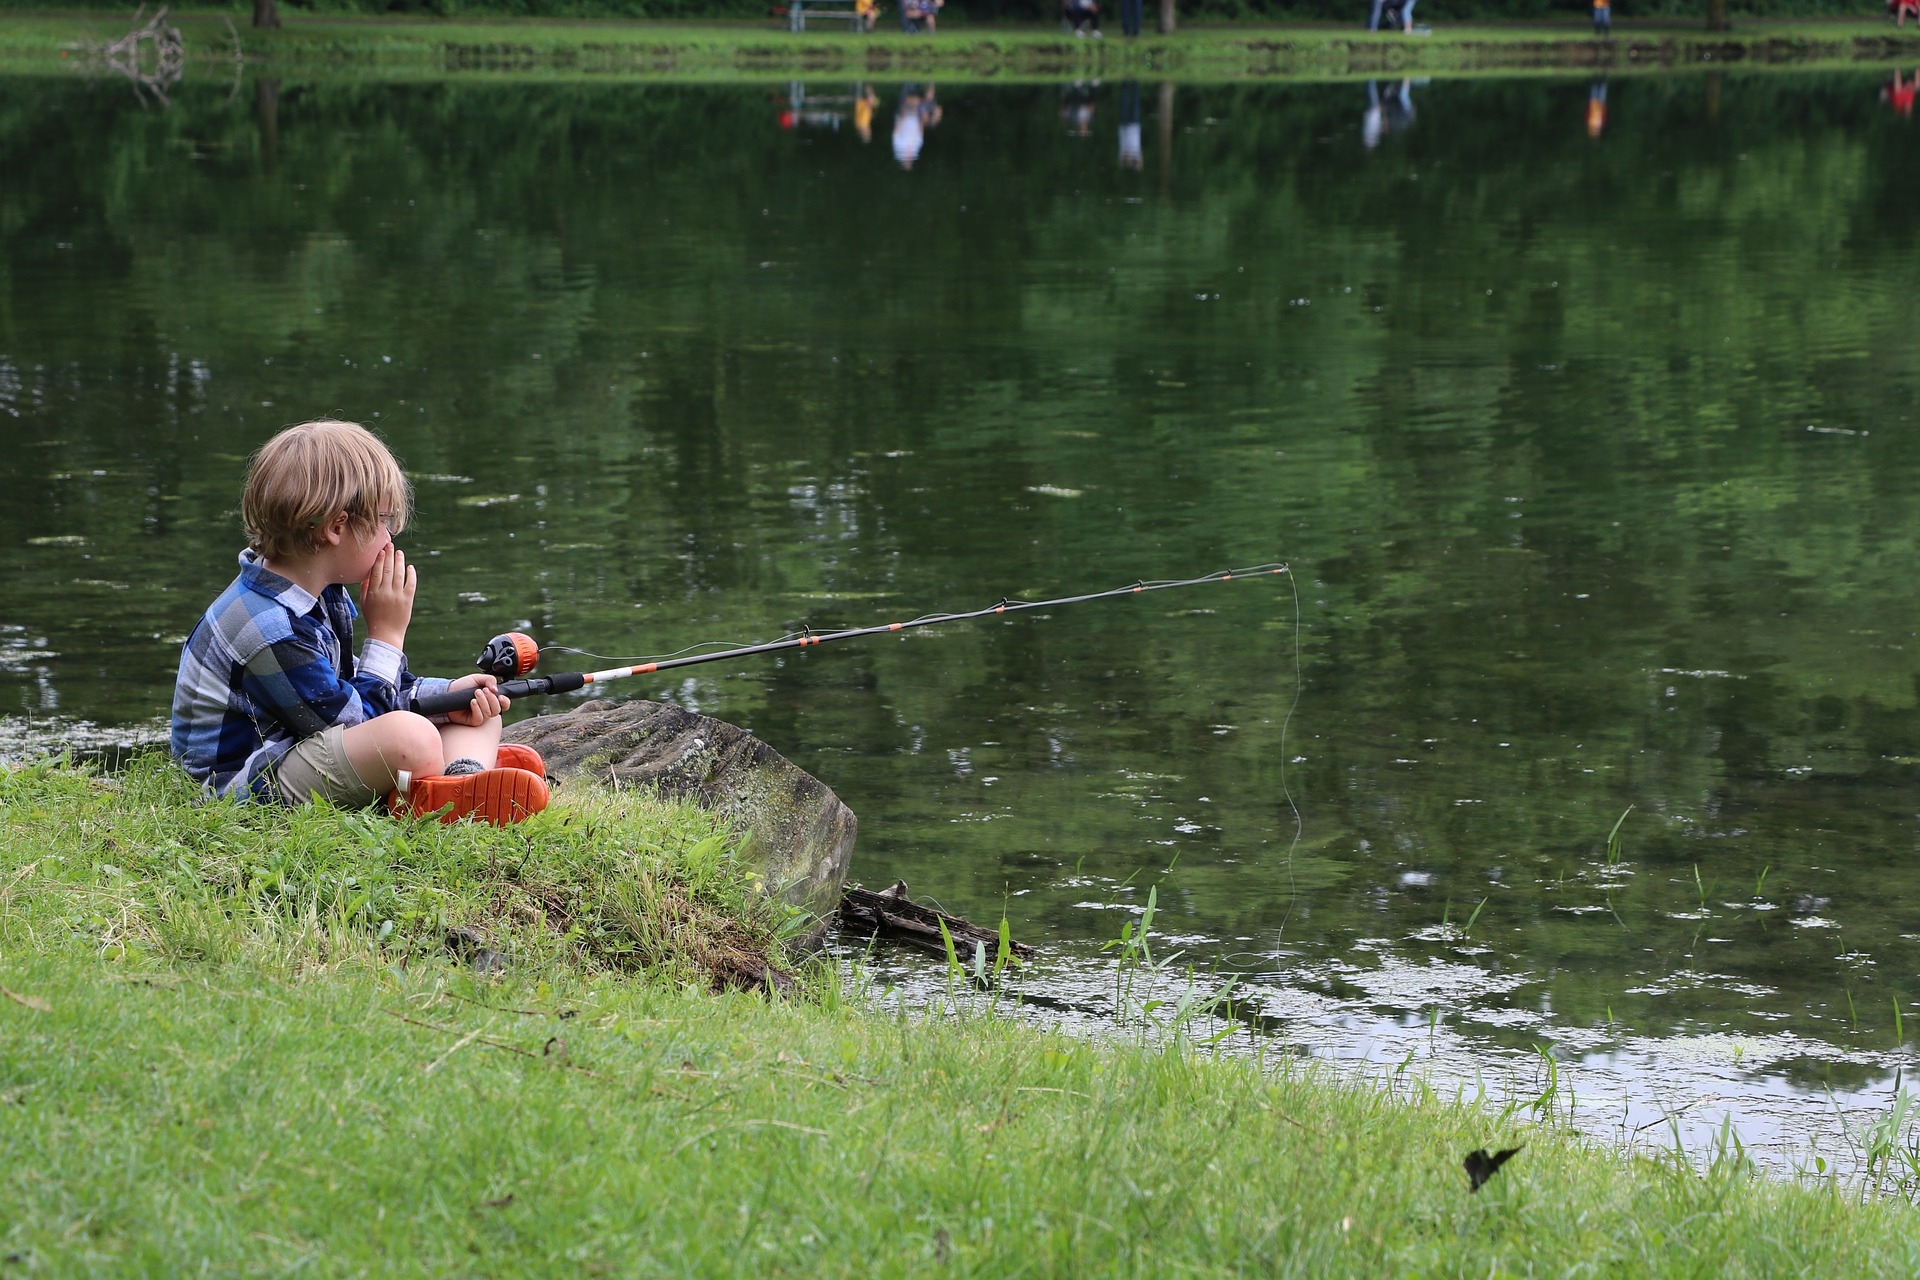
left=360, top=546, right=416, bottom=649
left=442, top=673, right=508, bottom=726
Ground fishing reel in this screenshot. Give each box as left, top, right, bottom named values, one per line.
left=475, top=631, right=541, bottom=679
left=416, top=630, right=582, bottom=717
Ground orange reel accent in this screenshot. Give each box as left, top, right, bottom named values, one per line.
left=506, top=632, right=540, bottom=676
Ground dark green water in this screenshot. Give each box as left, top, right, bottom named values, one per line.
left=7, top=68, right=1920, bottom=1151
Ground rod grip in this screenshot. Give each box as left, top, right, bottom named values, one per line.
left=414, top=672, right=585, bottom=716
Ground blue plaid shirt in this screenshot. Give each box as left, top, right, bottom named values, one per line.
left=170, top=550, right=451, bottom=801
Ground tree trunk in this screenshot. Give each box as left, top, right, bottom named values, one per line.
left=1157, top=0, right=1174, bottom=35
left=1157, top=79, right=1173, bottom=197
left=1705, top=0, right=1728, bottom=32
left=254, top=0, right=281, bottom=30
left=256, top=78, right=280, bottom=174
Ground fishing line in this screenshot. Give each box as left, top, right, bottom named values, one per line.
left=1276, top=561, right=1305, bottom=947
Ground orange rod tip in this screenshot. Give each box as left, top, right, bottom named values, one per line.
left=889, top=622, right=902, bottom=631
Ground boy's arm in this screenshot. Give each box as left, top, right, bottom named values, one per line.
left=351, top=638, right=450, bottom=716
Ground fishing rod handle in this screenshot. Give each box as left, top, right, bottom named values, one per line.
left=413, top=671, right=587, bottom=717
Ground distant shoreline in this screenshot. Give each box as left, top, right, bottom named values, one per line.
left=8, top=12, right=1920, bottom=80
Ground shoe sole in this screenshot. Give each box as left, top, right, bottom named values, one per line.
left=397, top=768, right=550, bottom=826
left=456, top=768, right=548, bottom=825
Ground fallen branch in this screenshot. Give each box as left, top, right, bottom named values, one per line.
left=838, top=880, right=1036, bottom=964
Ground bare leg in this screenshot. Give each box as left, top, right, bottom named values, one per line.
left=437, top=718, right=502, bottom=771
left=341, top=712, right=444, bottom=793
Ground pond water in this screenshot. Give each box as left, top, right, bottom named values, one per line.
left=6, top=68, right=1920, bottom=1170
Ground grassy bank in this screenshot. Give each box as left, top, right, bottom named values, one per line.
left=3, top=759, right=1920, bottom=1272
left=11, top=11, right=1920, bottom=81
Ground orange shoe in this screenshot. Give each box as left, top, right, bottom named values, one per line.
left=390, top=767, right=550, bottom=826
left=494, top=743, right=546, bottom=778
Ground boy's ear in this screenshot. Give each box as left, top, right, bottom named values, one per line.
left=317, top=511, right=351, bottom=547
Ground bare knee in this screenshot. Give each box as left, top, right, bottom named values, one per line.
left=342, top=712, right=443, bottom=791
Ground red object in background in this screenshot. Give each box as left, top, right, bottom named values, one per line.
left=1887, top=70, right=1917, bottom=117
left=779, top=110, right=796, bottom=129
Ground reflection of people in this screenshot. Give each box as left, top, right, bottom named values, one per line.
left=854, top=83, right=879, bottom=142
left=171, top=420, right=548, bottom=825
left=892, top=83, right=943, bottom=168
left=1885, top=68, right=1918, bottom=116
left=1061, top=81, right=1098, bottom=136
left=1118, top=78, right=1143, bottom=169
left=1592, top=0, right=1611, bottom=35
left=1064, top=0, right=1100, bottom=35
left=1586, top=79, right=1607, bottom=138
left=1362, top=79, right=1415, bottom=149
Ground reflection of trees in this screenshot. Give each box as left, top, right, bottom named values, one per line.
left=6, top=76, right=1920, bottom=1037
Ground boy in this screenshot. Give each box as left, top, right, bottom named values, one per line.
left=171, top=420, right=549, bottom=825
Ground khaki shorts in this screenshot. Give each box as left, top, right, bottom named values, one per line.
left=269, top=725, right=380, bottom=809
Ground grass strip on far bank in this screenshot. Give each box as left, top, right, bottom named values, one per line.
left=9, top=12, right=1920, bottom=82
left=2, top=758, right=1919, bottom=1272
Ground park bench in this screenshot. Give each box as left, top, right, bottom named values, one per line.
left=779, top=0, right=867, bottom=31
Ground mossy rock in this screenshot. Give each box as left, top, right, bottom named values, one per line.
left=504, top=700, right=855, bottom=937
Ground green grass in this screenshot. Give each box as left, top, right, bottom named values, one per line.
left=3, top=758, right=1920, bottom=1273
left=11, top=11, right=1920, bottom=82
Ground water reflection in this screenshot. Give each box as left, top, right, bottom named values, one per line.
left=892, top=82, right=943, bottom=168
left=7, top=73, right=1920, bottom=1170
left=1362, top=78, right=1417, bottom=149
left=1060, top=80, right=1098, bottom=137
left=1117, top=79, right=1143, bottom=169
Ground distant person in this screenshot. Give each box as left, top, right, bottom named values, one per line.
left=1592, top=0, right=1611, bottom=35
left=1064, top=0, right=1101, bottom=36
left=1586, top=78, right=1607, bottom=138
left=856, top=0, right=880, bottom=30
left=1368, top=0, right=1413, bottom=32
left=1891, top=0, right=1920, bottom=26
left=854, top=83, right=880, bottom=142
left=1118, top=78, right=1144, bottom=168
left=1061, top=81, right=1098, bottom=136
left=900, top=0, right=928, bottom=32
left=1362, top=79, right=1415, bottom=149
left=893, top=83, right=943, bottom=168
left=1120, top=0, right=1141, bottom=36
left=922, top=0, right=945, bottom=32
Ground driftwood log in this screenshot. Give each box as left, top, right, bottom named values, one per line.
left=839, top=880, right=1037, bottom=968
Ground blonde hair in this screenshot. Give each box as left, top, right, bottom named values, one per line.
left=242, top=420, right=411, bottom=561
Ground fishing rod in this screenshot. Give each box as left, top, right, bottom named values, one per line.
left=413, top=562, right=1290, bottom=717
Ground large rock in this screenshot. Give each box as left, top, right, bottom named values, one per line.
left=504, top=699, right=856, bottom=933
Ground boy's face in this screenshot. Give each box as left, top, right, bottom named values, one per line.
left=336, top=510, right=395, bottom=583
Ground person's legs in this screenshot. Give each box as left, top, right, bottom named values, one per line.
left=1122, top=0, right=1140, bottom=34
left=340, top=711, right=444, bottom=794
left=1368, top=0, right=1384, bottom=31
left=437, top=718, right=502, bottom=772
